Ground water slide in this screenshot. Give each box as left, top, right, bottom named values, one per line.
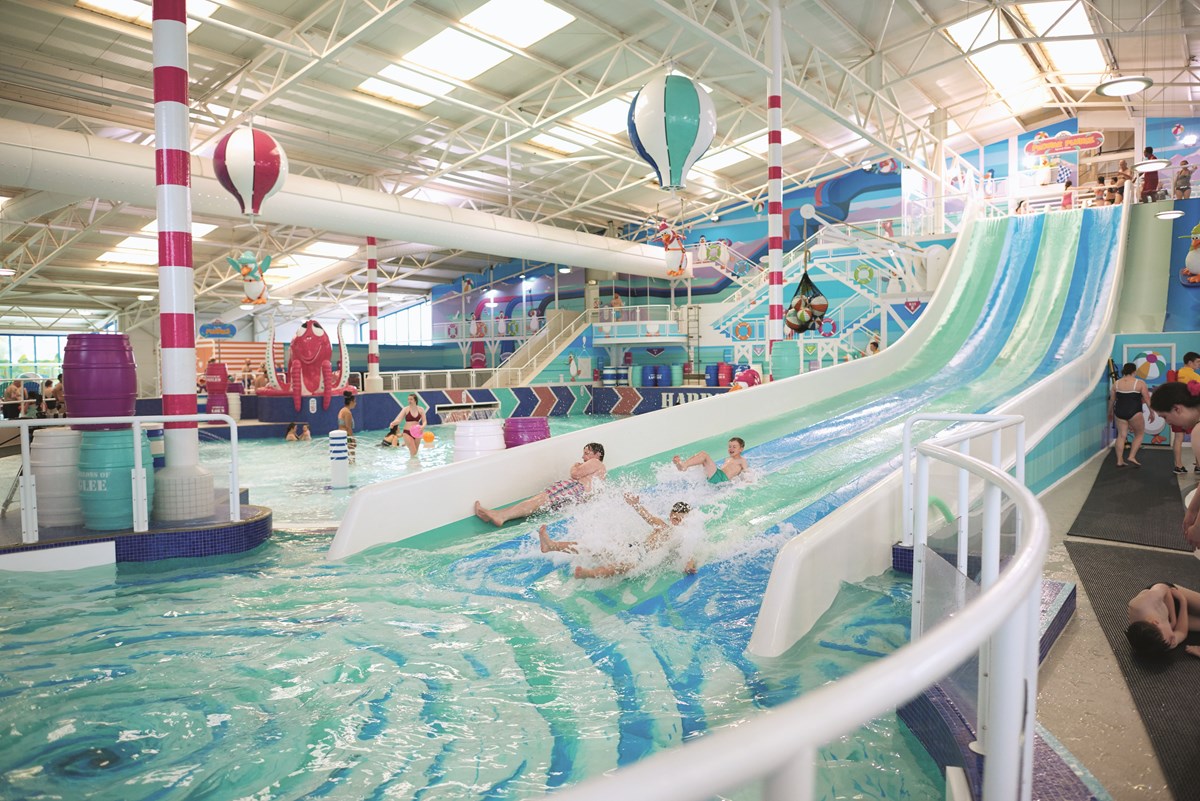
left=331, top=201, right=1127, bottom=653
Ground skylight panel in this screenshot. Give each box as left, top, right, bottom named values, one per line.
left=530, top=126, right=596, bottom=154
left=462, top=0, right=574, bottom=48
left=574, top=98, right=633, bottom=134
left=833, top=136, right=870, bottom=158
left=303, top=242, right=360, bottom=260
left=76, top=0, right=217, bottom=32
left=358, top=65, right=455, bottom=108
left=742, top=129, right=802, bottom=153
left=945, top=11, right=1053, bottom=114
left=405, top=29, right=511, bottom=81
left=696, top=149, right=753, bottom=172
left=1018, top=2, right=1107, bottom=90
left=140, top=220, right=218, bottom=238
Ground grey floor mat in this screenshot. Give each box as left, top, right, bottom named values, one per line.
left=1068, top=448, right=1192, bottom=551
left=1065, top=540, right=1200, bottom=800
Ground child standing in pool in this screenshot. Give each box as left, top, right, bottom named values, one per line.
left=672, top=436, right=747, bottom=484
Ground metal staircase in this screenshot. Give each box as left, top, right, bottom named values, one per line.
left=484, top=309, right=584, bottom=388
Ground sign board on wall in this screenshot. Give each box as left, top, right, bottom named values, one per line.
left=199, top=322, right=237, bottom=339
left=1023, top=131, right=1104, bottom=157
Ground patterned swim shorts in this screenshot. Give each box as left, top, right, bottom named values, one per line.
left=545, top=479, right=585, bottom=509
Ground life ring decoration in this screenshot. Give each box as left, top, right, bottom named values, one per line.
left=852, top=264, right=874, bottom=285
left=733, top=321, right=754, bottom=340
left=507, top=320, right=520, bottom=336
left=447, top=323, right=458, bottom=339
left=818, top=318, right=838, bottom=337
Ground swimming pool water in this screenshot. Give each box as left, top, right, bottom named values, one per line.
left=0, top=529, right=941, bottom=800
left=200, top=416, right=614, bottom=529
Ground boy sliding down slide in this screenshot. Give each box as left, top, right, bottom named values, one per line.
left=673, top=437, right=747, bottom=484
left=538, top=492, right=696, bottom=579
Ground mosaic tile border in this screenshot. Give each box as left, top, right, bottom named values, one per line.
left=0, top=506, right=272, bottom=564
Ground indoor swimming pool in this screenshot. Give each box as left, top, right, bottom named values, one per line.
left=0, top=522, right=940, bottom=800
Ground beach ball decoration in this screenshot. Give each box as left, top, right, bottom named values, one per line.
left=1174, top=123, right=1186, bottom=140
left=1134, top=351, right=1165, bottom=381
left=627, top=74, right=717, bottom=190
left=213, top=127, right=289, bottom=217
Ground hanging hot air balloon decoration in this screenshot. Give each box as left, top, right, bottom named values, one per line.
left=627, top=73, right=716, bottom=191
left=213, top=126, right=289, bottom=221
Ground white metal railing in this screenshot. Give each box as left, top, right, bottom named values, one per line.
left=375, top=369, right=497, bottom=391
left=4, top=414, right=241, bottom=545
left=432, top=313, right=544, bottom=343
left=546, top=423, right=1048, bottom=801
left=590, top=304, right=685, bottom=340
left=904, top=413, right=1036, bottom=801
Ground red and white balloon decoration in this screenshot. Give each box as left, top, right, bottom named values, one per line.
left=213, top=127, right=288, bottom=217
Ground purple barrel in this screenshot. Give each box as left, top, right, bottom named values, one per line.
left=64, top=333, right=137, bottom=430
left=503, top=416, right=551, bottom=448
left=205, top=363, right=229, bottom=415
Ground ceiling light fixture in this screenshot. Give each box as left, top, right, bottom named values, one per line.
left=1095, top=75, right=1153, bottom=97
left=558, top=267, right=571, bottom=274
left=0, top=267, right=15, bottom=277
left=1134, top=157, right=1169, bottom=173
left=277, top=298, right=293, bottom=306
left=239, top=303, right=255, bottom=311
left=137, top=294, right=155, bottom=301
left=1156, top=208, right=1185, bottom=220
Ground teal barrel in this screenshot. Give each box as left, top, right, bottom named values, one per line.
left=771, top=346, right=801, bottom=379
left=669, top=364, right=683, bottom=386
left=78, top=430, right=155, bottom=531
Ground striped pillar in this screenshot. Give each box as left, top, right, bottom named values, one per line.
left=766, top=0, right=784, bottom=379
left=364, top=236, right=383, bottom=392
left=152, top=0, right=214, bottom=520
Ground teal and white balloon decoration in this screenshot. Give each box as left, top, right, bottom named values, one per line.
left=627, top=73, right=716, bottom=191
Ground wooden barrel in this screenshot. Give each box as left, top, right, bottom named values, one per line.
left=63, top=333, right=137, bottom=430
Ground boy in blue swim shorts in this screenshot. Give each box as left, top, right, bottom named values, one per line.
left=673, top=436, right=747, bottom=483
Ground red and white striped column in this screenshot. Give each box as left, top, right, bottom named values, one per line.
left=364, top=236, right=383, bottom=392
left=766, top=0, right=784, bottom=379
left=153, top=0, right=214, bottom=519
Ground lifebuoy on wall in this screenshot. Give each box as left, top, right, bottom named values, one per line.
left=733, top=321, right=753, bottom=340
left=819, top=319, right=839, bottom=337
left=447, top=323, right=458, bottom=339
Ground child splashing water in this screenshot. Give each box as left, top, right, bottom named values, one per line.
left=539, top=492, right=699, bottom=579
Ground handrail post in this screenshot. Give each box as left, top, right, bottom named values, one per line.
left=957, top=439, right=969, bottom=576
left=911, top=450, right=930, bottom=639
left=131, top=421, right=149, bottom=532
left=227, top=419, right=241, bottom=522
left=19, top=423, right=37, bottom=544
left=764, top=747, right=815, bottom=801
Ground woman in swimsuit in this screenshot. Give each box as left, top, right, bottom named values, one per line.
left=389, top=394, right=427, bottom=458
left=1109, top=362, right=1155, bottom=467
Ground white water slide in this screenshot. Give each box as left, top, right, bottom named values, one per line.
left=330, top=200, right=1128, bottom=655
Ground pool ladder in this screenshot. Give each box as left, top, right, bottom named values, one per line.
left=1, top=466, right=20, bottom=518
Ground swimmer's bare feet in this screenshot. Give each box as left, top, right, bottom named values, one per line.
left=574, top=566, right=593, bottom=579
left=539, top=525, right=551, bottom=553
left=474, top=501, right=501, bottom=526
left=1186, top=645, right=1200, bottom=659
left=684, top=559, right=697, bottom=575
left=673, top=455, right=684, bottom=471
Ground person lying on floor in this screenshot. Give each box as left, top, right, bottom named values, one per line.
left=1126, top=582, right=1200, bottom=658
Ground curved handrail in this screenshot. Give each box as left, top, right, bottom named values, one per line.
left=542, top=441, right=1049, bottom=801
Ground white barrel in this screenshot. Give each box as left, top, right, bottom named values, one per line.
left=453, top=419, right=506, bottom=462
left=328, top=430, right=350, bottom=489
left=30, top=427, right=83, bottom=527
left=226, top=393, right=242, bottom=422
left=602, top=367, right=617, bottom=386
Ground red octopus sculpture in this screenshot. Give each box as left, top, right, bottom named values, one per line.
left=257, top=319, right=353, bottom=411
